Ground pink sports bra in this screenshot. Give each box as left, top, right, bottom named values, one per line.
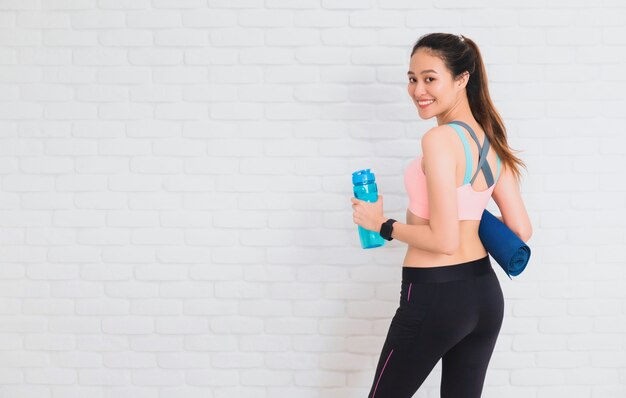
left=403, top=121, right=501, bottom=221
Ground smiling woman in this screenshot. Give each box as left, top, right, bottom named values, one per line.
left=358, top=32, right=532, bottom=398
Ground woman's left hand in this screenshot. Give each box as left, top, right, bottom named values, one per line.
left=351, top=195, right=387, bottom=232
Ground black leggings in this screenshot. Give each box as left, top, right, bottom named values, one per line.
left=367, top=255, right=504, bottom=398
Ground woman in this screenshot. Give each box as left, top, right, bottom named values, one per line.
left=350, top=33, right=532, bottom=398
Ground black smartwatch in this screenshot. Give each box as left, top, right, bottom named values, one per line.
left=379, top=218, right=397, bottom=241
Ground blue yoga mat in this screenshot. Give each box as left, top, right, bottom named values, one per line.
left=478, top=209, right=531, bottom=279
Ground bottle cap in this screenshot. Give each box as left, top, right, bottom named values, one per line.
left=352, top=169, right=376, bottom=185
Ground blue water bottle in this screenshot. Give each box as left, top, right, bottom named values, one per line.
left=352, top=169, right=386, bottom=249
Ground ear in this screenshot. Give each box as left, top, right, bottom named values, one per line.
left=457, top=71, right=470, bottom=88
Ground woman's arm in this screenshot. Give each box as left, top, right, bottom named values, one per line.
left=386, top=128, right=462, bottom=255
left=397, top=127, right=460, bottom=255
left=491, top=163, right=533, bottom=242
left=388, top=220, right=455, bottom=255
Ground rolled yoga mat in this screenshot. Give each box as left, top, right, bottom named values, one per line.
left=478, top=209, right=531, bottom=279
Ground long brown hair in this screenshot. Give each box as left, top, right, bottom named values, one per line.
left=410, top=33, right=527, bottom=183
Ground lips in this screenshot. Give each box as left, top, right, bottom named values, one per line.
left=418, top=99, right=435, bottom=108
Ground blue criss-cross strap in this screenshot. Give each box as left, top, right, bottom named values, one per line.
left=447, top=120, right=500, bottom=188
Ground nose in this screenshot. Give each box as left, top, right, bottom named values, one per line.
left=411, top=81, right=426, bottom=98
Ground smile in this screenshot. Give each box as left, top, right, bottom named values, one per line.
left=418, top=99, right=435, bottom=108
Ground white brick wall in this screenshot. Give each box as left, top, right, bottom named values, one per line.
left=0, top=1, right=625, bottom=397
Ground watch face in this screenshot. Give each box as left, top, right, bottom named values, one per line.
left=381, top=220, right=394, bottom=240
left=383, top=220, right=396, bottom=240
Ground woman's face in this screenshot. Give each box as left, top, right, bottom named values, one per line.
left=407, top=48, right=466, bottom=119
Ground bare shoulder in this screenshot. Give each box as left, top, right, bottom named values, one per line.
left=421, top=126, right=456, bottom=179
left=420, top=125, right=459, bottom=175
left=420, top=125, right=457, bottom=150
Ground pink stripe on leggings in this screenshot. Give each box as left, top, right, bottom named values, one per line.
left=372, top=348, right=393, bottom=398
left=408, top=282, right=412, bottom=302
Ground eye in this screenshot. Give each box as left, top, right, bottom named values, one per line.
left=408, top=77, right=434, bottom=83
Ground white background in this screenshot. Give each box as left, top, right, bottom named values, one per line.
left=1, top=0, right=625, bottom=397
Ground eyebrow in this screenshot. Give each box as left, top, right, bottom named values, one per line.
left=407, top=69, right=438, bottom=75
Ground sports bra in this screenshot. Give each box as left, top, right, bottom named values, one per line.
left=403, top=120, right=501, bottom=221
